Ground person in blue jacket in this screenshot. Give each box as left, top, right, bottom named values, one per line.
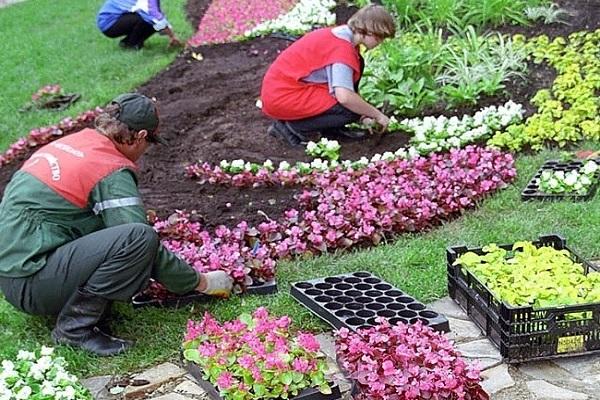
left=97, top=0, right=183, bottom=50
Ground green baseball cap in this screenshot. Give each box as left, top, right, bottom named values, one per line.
left=111, top=93, right=166, bottom=144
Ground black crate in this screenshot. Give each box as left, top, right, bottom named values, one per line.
left=291, top=271, right=449, bottom=333
left=521, top=160, right=600, bottom=201
left=185, top=362, right=341, bottom=400
left=132, top=279, right=277, bottom=308
left=447, top=234, right=600, bottom=363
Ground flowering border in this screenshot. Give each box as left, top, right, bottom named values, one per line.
left=186, top=101, right=523, bottom=187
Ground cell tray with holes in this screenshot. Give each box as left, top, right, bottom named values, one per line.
left=291, top=271, right=449, bottom=332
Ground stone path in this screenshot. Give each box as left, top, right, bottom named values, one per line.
left=82, top=296, right=600, bottom=400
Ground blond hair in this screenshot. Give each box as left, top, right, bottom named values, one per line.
left=348, top=5, right=396, bottom=39
left=94, top=103, right=139, bottom=145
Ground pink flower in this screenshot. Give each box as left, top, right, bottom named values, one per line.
left=297, top=333, right=320, bottom=353
left=216, top=371, right=235, bottom=389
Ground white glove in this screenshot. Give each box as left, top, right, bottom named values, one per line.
left=200, top=270, right=233, bottom=298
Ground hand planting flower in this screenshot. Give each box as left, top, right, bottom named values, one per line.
left=336, top=319, right=482, bottom=400
left=183, top=308, right=332, bottom=399
left=0, top=346, right=92, bottom=400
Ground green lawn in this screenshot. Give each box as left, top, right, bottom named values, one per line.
left=0, top=0, right=191, bottom=150
left=1, top=0, right=600, bottom=380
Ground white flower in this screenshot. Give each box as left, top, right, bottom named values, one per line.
left=580, top=175, right=591, bottom=185
left=582, top=160, right=598, bottom=175
left=306, top=141, right=318, bottom=152
left=40, top=346, right=54, bottom=357
left=263, top=159, right=273, bottom=169
left=370, top=153, right=382, bottom=163
left=16, top=351, right=35, bottom=361
left=231, top=159, right=244, bottom=169
left=382, top=152, right=395, bottom=161
left=41, top=380, right=56, bottom=396
left=324, top=139, right=339, bottom=151
left=15, top=386, right=32, bottom=400
left=278, top=161, right=290, bottom=171
left=563, top=171, right=579, bottom=186
left=1, top=360, right=14, bottom=372
left=57, top=385, right=76, bottom=400
left=255, top=99, right=263, bottom=109
left=547, top=178, right=559, bottom=188
left=219, top=160, right=230, bottom=169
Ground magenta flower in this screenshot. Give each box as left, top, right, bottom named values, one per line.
left=216, top=371, right=235, bottom=389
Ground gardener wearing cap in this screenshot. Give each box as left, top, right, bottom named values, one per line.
left=0, top=93, right=233, bottom=357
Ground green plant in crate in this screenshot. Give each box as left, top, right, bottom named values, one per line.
left=537, top=160, right=599, bottom=195
left=453, top=241, right=600, bottom=318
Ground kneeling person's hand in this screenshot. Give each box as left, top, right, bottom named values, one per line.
left=198, top=270, right=234, bottom=298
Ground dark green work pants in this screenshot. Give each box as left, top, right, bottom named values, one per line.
left=0, top=223, right=158, bottom=315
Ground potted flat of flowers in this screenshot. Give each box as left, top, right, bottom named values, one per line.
left=0, top=346, right=92, bottom=399
left=182, top=307, right=341, bottom=400
left=335, top=318, right=487, bottom=400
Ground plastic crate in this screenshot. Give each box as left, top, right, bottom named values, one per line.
left=447, top=234, right=600, bottom=363
left=291, top=271, right=449, bottom=332
left=521, top=160, right=600, bottom=201
left=131, top=279, right=277, bottom=308
left=185, top=362, right=341, bottom=400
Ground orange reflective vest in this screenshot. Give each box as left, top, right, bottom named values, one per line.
left=21, top=128, right=138, bottom=208
left=260, top=27, right=361, bottom=120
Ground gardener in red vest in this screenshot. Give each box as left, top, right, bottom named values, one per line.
left=0, top=93, right=233, bottom=356
left=260, top=5, right=396, bottom=147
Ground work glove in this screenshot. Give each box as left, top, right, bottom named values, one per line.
left=200, top=270, right=234, bottom=298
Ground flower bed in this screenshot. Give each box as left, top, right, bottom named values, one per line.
left=188, top=0, right=298, bottom=46
left=0, top=108, right=101, bottom=167
left=187, top=101, right=523, bottom=182
left=144, top=146, right=515, bottom=302
left=182, top=308, right=338, bottom=400
left=335, top=319, right=485, bottom=400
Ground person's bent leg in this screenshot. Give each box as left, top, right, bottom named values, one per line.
left=122, top=14, right=156, bottom=49
left=103, top=13, right=155, bottom=49
left=286, top=104, right=362, bottom=139
left=6, top=223, right=159, bottom=356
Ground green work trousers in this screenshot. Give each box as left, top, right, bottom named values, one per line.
left=0, top=223, right=158, bottom=315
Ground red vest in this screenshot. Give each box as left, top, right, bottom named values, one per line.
left=21, top=128, right=138, bottom=208
left=261, top=27, right=361, bottom=120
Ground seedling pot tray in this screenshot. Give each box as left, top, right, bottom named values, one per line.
left=521, top=160, right=600, bottom=201
left=132, top=279, right=277, bottom=308
left=447, top=234, right=600, bottom=363
left=185, top=362, right=341, bottom=400
left=291, top=271, right=449, bottom=332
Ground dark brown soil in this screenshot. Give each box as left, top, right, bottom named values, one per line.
left=1, top=0, right=598, bottom=228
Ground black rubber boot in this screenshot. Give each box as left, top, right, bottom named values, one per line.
left=51, top=289, right=133, bottom=356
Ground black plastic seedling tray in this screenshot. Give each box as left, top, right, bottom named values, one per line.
left=185, top=362, right=341, bottom=400
left=447, top=234, right=600, bottom=363
left=291, top=271, right=449, bottom=332
left=521, top=159, right=600, bottom=201
left=132, top=279, right=277, bottom=308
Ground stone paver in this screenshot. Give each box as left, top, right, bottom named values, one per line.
left=123, top=362, right=187, bottom=399
left=481, top=364, right=514, bottom=395
left=86, top=297, right=600, bottom=400
left=525, top=380, right=588, bottom=400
